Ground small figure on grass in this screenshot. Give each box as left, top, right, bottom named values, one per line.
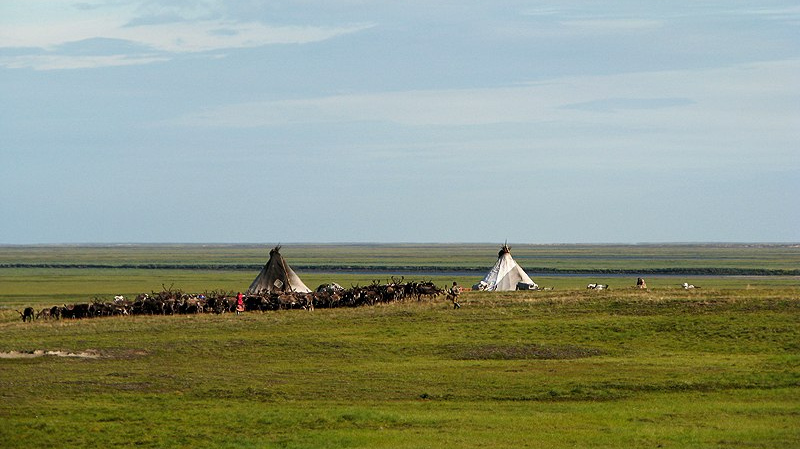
left=449, top=282, right=461, bottom=309
left=236, top=292, right=245, bottom=315
left=636, top=277, right=647, bottom=289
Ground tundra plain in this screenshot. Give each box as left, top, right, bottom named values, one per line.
left=0, top=244, right=798, bottom=448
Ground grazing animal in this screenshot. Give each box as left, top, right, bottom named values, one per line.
left=682, top=283, right=699, bottom=289
left=587, top=283, right=609, bottom=290
left=17, top=307, right=35, bottom=322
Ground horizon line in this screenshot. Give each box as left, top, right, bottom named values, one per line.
left=2, top=242, right=798, bottom=247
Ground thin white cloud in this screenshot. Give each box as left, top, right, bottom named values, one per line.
left=0, top=1, right=374, bottom=69
left=559, top=19, right=663, bottom=31
left=168, top=59, right=800, bottom=171
left=0, top=54, right=170, bottom=71
left=500, top=9, right=665, bottom=40
left=1, top=18, right=370, bottom=52
left=560, top=97, right=695, bottom=112
left=120, top=20, right=372, bottom=53
left=520, top=7, right=563, bottom=17
left=731, top=5, right=800, bottom=21
left=171, top=59, right=799, bottom=128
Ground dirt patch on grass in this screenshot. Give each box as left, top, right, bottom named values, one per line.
left=450, top=344, right=604, bottom=360
left=0, top=349, right=150, bottom=360
left=0, top=350, right=102, bottom=359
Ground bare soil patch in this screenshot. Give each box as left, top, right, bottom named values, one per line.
left=0, top=350, right=102, bottom=359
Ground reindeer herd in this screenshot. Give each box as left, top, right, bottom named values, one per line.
left=14, top=278, right=445, bottom=322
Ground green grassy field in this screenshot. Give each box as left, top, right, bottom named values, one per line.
left=0, top=266, right=797, bottom=310
left=1, top=288, right=798, bottom=448
left=0, top=245, right=798, bottom=448
left=2, top=243, right=799, bottom=273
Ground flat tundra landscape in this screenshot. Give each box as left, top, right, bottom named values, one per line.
left=0, top=244, right=798, bottom=448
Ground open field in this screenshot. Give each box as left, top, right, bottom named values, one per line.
left=2, top=243, right=799, bottom=274
left=0, top=267, right=799, bottom=311
left=1, top=288, right=799, bottom=448
left=1, top=245, right=798, bottom=448
left=0, top=244, right=797, bottom=309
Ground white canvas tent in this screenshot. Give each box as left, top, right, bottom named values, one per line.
left=475, top=244, right=537, bottom=291
left=247, top=246, right=312, bottom=294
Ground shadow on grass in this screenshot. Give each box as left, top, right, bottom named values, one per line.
left=446, top=343, right=605, bottom=360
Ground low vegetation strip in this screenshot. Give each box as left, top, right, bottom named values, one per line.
left=448, top=344, right=605, bottom=360
left=2, top=263, right=798, bottom=276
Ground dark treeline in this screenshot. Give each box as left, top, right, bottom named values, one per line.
left=3, top=263, right=798, bottom=276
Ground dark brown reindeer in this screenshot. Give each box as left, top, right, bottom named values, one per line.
left=16, top=307, right=35, bottom=322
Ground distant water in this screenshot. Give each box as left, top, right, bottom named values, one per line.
left=302, top=268, right=652, bottom=278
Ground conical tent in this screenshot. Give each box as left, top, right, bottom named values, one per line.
left=247, top=246, right=312, bottom=294
left=477, top=244, right=537, bottom=291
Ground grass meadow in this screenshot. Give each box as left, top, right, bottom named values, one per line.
left=0, top=245, right=798, bottom=448
left=3, top=243, right=799, bottom=273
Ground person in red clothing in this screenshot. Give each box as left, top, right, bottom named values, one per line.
left=236, top=292, right=245, bottom=315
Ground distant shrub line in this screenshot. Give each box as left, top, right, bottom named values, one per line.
left=2, top=263, right=798, bottom=276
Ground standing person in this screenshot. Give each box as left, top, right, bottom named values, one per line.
left=236, top=292, right=245, bottom=315
left=449, top=282, right=461, bottom=309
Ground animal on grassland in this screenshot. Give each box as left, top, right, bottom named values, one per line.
left=16, top=307, right=34, bottom=322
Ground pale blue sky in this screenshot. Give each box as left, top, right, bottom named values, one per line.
left=1, top=1, right=798, bottom=244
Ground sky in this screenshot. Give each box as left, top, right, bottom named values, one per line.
left=1, top=1, right=798, bottom=244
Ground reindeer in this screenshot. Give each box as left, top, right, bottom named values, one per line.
left=16, top=307, right=35, bottom=322
left=411, top=281, right=443, bottom=300
left=36, top=307, right=51, bottom=320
